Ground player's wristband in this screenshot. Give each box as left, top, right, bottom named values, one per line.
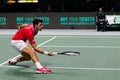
left=44, top=51, right=49, bottom=55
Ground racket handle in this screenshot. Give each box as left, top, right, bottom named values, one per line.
left=52, top=52, right=58, bottom=55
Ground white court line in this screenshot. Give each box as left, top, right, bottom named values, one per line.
left=49, top=67, right=120, bottom=71
left=0, top=55, right=21, bottom=67
left=2, top=65, right=120, bottom=71
left=0, top=35, right=54, bottom=37
left=1, top=35, right=120, bottom=39
left=37, top=36, right=56, bottom=47
left=54, top=36, right=120, bottom=39
left=43, top=46, right=120, bottom=48
left=0, top=36, right=56, bottom=67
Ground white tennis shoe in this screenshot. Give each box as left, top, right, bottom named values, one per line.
left=8, top=59, right=17, bottom=65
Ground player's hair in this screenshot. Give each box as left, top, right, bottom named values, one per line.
left=33, top=19, right=43, bottom=27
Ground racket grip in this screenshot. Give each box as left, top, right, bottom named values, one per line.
left=52, top=52, right=58, bottom=55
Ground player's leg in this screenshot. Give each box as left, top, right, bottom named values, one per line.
left=9, top=40, right=52, bottom=73
left=9, top=40, right=31, bottom=65
left=8, top=47, right=40, bottom=66
left=17, top=52, right=31, bottom=62
left=21, top=46, right=52, bottom=73
left=8, top=52, right=31, bottom=65
left=21, top=46, right=39, bottom=63
left=10, top=40, right=36, bottom=62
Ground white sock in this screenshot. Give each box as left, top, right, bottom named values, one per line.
left=35, top=62, right=43, bottom=68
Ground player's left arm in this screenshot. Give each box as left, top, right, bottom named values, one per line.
left=17, top=24, right=28, bottom=30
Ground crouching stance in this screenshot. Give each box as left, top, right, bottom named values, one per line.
left=8, top=19, right=55, bottom=74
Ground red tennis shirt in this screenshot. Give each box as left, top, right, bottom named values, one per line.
left=12, top=24, right=37, bottom=44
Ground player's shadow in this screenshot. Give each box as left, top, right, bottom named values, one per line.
left=5, top=62, right=53, bottom=78
left=5, top=65, right=37, bottom=79
left=5, top=61, right=53, bottom=79
left=5, top=64, right=54, bottom=80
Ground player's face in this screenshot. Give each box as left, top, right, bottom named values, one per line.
left=36, top=22, right=43, bottom=31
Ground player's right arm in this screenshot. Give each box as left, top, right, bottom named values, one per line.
left=28, top=35, right=54, bottom=56
left=31, top=43, right=54, bottom=56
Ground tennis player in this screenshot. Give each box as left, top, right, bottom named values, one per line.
left=8, top=19, right=54, bottom=73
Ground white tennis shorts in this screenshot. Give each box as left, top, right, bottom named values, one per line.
left=11, top=40, right=28, bottom=53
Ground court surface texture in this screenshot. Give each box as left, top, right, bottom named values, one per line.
left=0, top=29, right=120, bottom=80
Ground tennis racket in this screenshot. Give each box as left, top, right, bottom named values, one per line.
left=53, top=51, right=80, bottom=56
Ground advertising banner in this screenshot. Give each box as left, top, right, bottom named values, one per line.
left=0, top=13, right=96, bottom=29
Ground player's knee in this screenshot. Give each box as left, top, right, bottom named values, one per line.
left=29, top=51, right=36, bottom=57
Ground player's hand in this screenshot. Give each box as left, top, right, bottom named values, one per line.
left=48, top=52, right=55, bottom=56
